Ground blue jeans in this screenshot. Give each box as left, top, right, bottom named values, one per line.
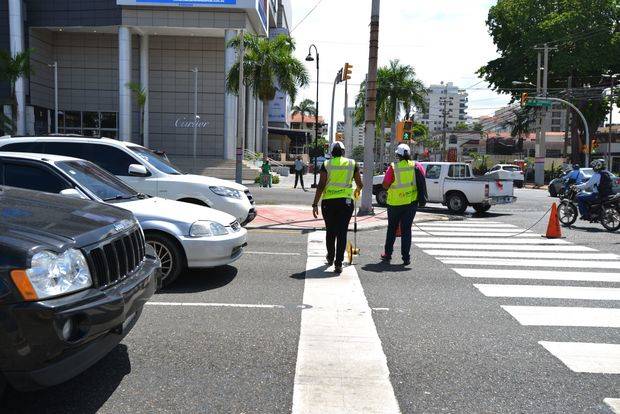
left=577, top=192, right=598, bottom=217
left=384, top=203, right=417, bottom=261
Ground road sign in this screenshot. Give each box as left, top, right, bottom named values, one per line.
left=525, top=99, right=553, bottom=109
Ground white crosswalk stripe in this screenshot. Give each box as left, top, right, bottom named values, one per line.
left=415, top=218, right=619, bottom=408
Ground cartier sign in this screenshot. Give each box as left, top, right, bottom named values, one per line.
left=174, top=117, right=210, bottom=129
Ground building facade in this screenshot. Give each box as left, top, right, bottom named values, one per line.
left=342, top=107, right=364, bottom=152
left=1, top=0, right=292, bottom=168
left=419, top=82, right=468, bottom=133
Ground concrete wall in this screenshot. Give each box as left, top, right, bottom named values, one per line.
left=25, top=0, right=121, bottom=27
left=122, top=8, right=249, bottom=31
left=29, top=29, right=55, bottom=110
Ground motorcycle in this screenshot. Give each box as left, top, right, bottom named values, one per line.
left=557, top=187, right=620, bottom=232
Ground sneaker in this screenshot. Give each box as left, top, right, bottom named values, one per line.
left=402, top=258, right=411, bottom=266
left=380, top=253, right=392, bottom=262
left=334, top=265, right=343, bottom=274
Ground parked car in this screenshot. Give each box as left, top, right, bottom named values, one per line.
left=0, top=152, right=248, bottom=287
left=373, top=162, right=516, bottom=214
left=0, top=185, right=160, bottom=395
left=547, top=168, right=620, bottom=197
left=485, top=164, right=525, bottom=188
left=0, top=136, right=256, bottom=225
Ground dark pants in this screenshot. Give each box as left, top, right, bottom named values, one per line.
left=321, top=199, right=354, bottom=266
left=294, top=170, right=305, bottom=188
left=384, top=203, right=417, bottom=261
left=577, top=192, right=598, bottom=217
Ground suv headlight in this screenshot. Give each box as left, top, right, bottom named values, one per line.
left=10, top=249, right=92, bottom=301
left=189, top=221, right=229, bottom=237
left=209, top=186, right=242, bottom=199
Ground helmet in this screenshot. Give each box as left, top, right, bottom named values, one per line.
left=590, top=159, right=606, bottom=172
left=572, top=164, right=580, bottom=170
left=329, top=141, right=345, bottom=156
left=395, top=143, right=411, bottom=157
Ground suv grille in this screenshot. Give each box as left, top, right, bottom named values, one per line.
left=244, top=189, right=255, bottom=205
left=84, top=228, right=146, bottom=288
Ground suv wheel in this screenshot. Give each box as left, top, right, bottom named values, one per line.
left=447, top=193, right=468, bottom=214
left=145, top=234, right=185, bottom=288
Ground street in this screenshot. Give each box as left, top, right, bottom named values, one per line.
left=2, top=188, right=618, bottom=413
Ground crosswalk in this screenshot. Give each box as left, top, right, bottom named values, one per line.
left=414, top=220, right=620, bottom=413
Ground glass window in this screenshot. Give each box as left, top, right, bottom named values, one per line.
left=3, top=162, right=70, bottom=194
left=503, top=166, right=521, bottom=172
left=57, top=111, right=65, bottom=130
left=101, top=112, right=117, bottom=129
left=448, top=164, right=469, bottom=178
left=0, top=142, right=46, bottom=153
left=65, top=111, right=81, bottom=128
left=425, top=164, right=442, bottom=179
left=44, top=142, right=91, bottom=160
left=127, top=146, right=183, bottom=175
left=57, top=160, right=138, bottom=201
left=83, top=112, right=100, bottom=129
left=88, top=145, right=139, bottom=176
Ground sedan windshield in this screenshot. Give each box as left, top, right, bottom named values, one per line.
left=57, top=160, right=140, bottom=201
left=128, top=146, right=183, bottom=175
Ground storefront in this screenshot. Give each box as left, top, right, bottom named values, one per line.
left=1, top=0, right=290, bottom=167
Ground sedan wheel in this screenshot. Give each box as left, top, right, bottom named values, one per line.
left=146, top=234, right=184, bottom=288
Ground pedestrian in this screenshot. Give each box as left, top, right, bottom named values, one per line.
left=381, top=143, right=427, bottom=266
left=294, top=155, right=307, bottom=191
left=261, top=159, right=272, bottom=188
left=312, top=141, right=363, bottom=274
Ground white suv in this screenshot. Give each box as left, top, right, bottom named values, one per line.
left=0, top=136, right=256, bottom=224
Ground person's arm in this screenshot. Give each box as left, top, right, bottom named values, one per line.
left=382, top=165, right=395, bottom=190
left=575, top=174, right=598, bottom=191
left=312, top=170, right=328, bottom=218
left=353, top=167, right=363, bottom=198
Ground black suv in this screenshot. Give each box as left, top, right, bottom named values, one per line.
left=0, top=186, right=161, bottom=394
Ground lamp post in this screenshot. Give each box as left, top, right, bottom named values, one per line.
left=191, top=67, right=199, bottom=174
left=602, top=73, right=619, bottom=167
left=306, top=44, right=319, bottom=188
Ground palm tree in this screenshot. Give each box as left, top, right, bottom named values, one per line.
left=504, top=108, right=534, bottom=155
left=226, top=33, right=309, bottom=160
left=127, top=81, right=147, bottom=145
left=291, top=99, right=315, bottom=130
left=0, top=48, right=33, bottom=135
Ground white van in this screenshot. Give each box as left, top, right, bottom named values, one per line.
left=0, top=136, right=256, bottom=224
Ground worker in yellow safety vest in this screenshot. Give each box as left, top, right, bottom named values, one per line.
left=312, top=141, right=363, bottom=274
left=381, top=143, right=426, bottom=266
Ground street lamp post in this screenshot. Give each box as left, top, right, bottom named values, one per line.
left=603, top=73, right=619, bottom=167
left=306, top=44, right=319, bottom=188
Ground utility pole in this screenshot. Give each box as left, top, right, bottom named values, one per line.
left=533, top=44, right=556, bottom=186
left=235, top=29, right=245, bottom=184
left=603, top=73, right=619, bottom=166
left=359, top=0, right=380, bottom=215
left=442, top=83, right=448, bottom=158
left=343, top=77, right=349, bottom=155
left=564, top=75, right=572, bottom=163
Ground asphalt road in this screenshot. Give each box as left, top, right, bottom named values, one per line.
left=1, top=188, right=618, bottom=413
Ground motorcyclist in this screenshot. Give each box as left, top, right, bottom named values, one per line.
left=563, top=164, right=584, bottom=193
left=573, top=159, right=613, bottom=220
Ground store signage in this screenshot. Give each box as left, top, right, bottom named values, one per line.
left=174, top=117, right=210, bottom=128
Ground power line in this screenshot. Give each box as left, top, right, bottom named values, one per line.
left=290, top=0, right=324, bottom=34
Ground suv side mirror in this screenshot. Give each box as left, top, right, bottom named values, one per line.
left=128, top=164, right=149, bottom=177
left=60, top=188, right=88, bottom=199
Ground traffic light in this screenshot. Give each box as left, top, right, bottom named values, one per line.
left=520, top=93, right=529, bottom=107
left=402, top=120, right=413, bottom=141
left=342, top=63, right=353, bottom=82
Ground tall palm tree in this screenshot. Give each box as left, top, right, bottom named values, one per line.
left=291, top=98, right=315, bottom=130
left=127, top=81, right=147, bottom=145
left=0, top=48, right=33, bottom=135
left=226, top=33, right=309, bottom=160
left=504, top=108, right=533, bottom=155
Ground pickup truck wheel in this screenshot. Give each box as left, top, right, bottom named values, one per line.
left=145, top=234, right=184, bottom=288
left=447, top=193, right=468, bottom=214
left=375, top=188, right=388, bottom=207
left=473, top=204, right=491, bottom=213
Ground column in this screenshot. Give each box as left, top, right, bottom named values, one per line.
left=223, top=29, right=237, bottom=160
left=245, top=86, right=256, bottom=152
left=256, top=98, right=263, bottom=153
left=118, top=26, right=132, bottom=141
left=140, top=34, right=149, bottom=147
left=8, top=0, right=25, bottom=135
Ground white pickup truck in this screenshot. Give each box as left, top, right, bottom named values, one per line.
left=373, top=162, right=517, bottom=214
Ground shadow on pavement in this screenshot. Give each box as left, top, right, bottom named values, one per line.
left=158, top=266, right=238, bottom=294
left=0, top=344, right=131, bottom=414
left=290, top=264, right=339, bottom=280
left=361, top=262, right=412, bottom=273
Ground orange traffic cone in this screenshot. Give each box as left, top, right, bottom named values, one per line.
left=545, top=203, right=563, bottom=239
left=395, top=222, right=402, bottom=238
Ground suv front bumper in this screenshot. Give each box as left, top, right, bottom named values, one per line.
left=1, top=255, right=160, bottom=391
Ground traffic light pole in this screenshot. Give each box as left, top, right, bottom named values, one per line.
left=329, top=70, right=342, bottom=144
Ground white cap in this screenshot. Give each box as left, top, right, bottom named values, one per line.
left=330, top=141, right=345, bottom=154
left=395, top=143, right=411, bottom=157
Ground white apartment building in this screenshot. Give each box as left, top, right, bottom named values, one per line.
left=343, top=107, right=365, bottom=153
left=419, top=82, right=468, bottom=132
left=489, top=104, right=568, bottom=134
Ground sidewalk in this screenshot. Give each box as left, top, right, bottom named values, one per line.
left=246, top=204, right=447, bottom=231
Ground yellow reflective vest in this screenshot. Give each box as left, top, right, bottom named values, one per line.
left=323, top=157, right=355, bottom=200
left=387, top=160, right=418, bottom=206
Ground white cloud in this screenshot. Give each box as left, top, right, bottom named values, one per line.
left=290, top=0, right=511, bottom=134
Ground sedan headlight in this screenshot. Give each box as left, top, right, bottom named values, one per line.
left=209, top=186, right=242, bottom=199
left=10, top=249, right=92, bottom=301
left=189, top=221, right=229, bottom=237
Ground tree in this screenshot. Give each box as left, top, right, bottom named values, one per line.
left=353, top=60, right=427, bottom=159
left=455, top=122, right=469, bottom=131
left=472, top=122, right=484, bottom=133
left=352, top=145, right=365, bottom=162
left=127, top=81, right=147, bottom=144
left=0, top=48, right=33, bottom=135
left=291, top=99, right=316, bottom=130
left=504, top=108, right=534, bottom=147
left=226, top=33, right=309, bottom=160
left=477, top=0, right=620, bottom=162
